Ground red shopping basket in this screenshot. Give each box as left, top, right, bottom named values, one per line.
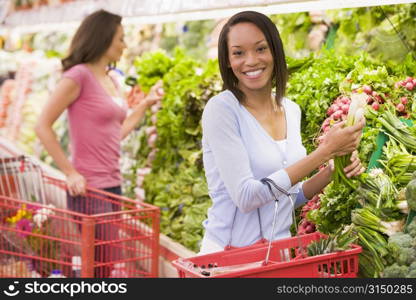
left=0, top=155, right=160, bottom=278
left=172, top=232, right=361, bottom=278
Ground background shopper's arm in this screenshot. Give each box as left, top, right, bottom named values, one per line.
left=121, top=80, right=164, bottom=139
left=35, top=78, right=85, bottom=195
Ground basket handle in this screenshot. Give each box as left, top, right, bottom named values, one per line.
left=260, top=178, right=305, bottom=265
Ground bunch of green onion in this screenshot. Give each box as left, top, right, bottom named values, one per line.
left=333, top=92, right=366, bottom=189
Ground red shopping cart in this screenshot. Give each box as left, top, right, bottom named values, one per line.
left=0, top=155, right=160, bottom=278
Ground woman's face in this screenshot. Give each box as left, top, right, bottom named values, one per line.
left=104, top=25, right=126, bottom=62
left=227, top=22, right=274, bottom=93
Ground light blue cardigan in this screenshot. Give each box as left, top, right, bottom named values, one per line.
left=201, top=90, right=308, bottom=248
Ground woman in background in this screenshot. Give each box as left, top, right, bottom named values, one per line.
left=36, top=9, right=164, bottom=277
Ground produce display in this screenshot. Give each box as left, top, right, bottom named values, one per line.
left=121, top=49, right=221, bottom=251
left=0, top=52, right=66, bottom=162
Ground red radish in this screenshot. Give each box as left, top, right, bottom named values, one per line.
left=341, top=96, right=350, bottom=104
left=413, top=79, right=416, bottom=86
left=396, top=103, right=405, bottom=112
left=332, top=110, right=343, bottom=120
left=305, top=224, right=315, bottom=233
left=406, top=76, right=413, bottom=83
left=372, top=102, right=380, bottom=110
left=327, top=107, right=334, bottom=116
left=363, top=85, right=372, bottom=94
left=372, top=91, right=378, bottom=97
left=395, top=82, right=401, bottom=89
left=341, top=104, right=349, bottom=114
left=378, top=95, right=385, bottom=104
left=311, top=195, right=320, bottom=202
left=366, top=96, right=373, bottom=104
left=331, top=104, right=339, bottom=112
left=401, top=97, right=408, bottom=105
left=406, top=82, right=414, bottom=91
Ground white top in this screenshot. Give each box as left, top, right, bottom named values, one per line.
left=201, top=90, right=308, bottom=248
left=275, top=139, right=287, bottom=153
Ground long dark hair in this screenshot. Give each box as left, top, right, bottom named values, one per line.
left=62, top=9, right=122, bottom=71
left=218, top=11, right=287, bottom=104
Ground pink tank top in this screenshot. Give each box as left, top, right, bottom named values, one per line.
left=63, top=64, right=127, bottom=188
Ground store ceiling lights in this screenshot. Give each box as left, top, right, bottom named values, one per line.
left=1, top=0, right=415, bottom=34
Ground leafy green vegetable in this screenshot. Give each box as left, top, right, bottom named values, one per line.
left=307, top=182, right=358, bottom=234
left=379, top=139, right=416, bottom=187
left=123, top=49, right=220, bottom=251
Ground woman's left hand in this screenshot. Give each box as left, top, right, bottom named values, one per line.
left=143, top=80, right=164, bottom=108
left=344, top=150, right=365, bottom=178
left=342, top=150, right=366, bottom=178
left=327, top=150, right=365, bottom=178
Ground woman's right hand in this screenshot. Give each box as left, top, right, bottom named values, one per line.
left=319, top=118, right=365, bottom=159
left=66, top=170, right=86, bottom=196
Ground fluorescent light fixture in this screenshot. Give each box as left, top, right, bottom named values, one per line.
left=123, top=0, right=416, bottom=24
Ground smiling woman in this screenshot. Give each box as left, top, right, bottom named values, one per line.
left=227, top=23, right=275, bottom=99
left=218, top=11, right=287, bottom=105
left=198, top=11, right=366, bottom=255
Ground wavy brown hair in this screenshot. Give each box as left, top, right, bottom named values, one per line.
left=62, top=9, right=122, bottom=71
left=218, top=11, right=287, bottom=105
